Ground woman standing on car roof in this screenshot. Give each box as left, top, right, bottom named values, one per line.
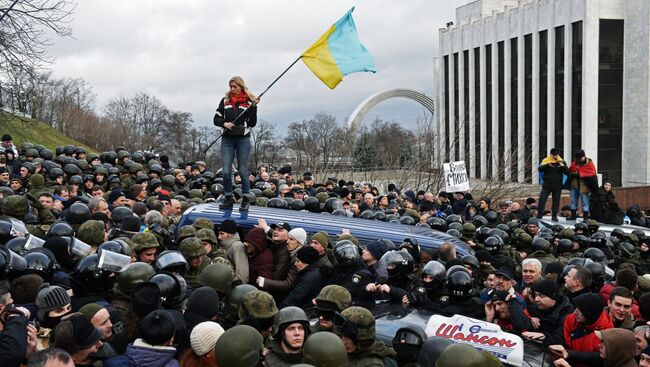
left=213, top=76, right=259, bottom=211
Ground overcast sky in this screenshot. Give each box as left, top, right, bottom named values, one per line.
left=48, top=0, right=468, bottom=133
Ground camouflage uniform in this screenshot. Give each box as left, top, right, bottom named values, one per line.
left=179, top=237, right=210, bottom=288
left=338, top=307, right=397, bottom=367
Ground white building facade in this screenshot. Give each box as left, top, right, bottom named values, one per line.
left=437, top=0, right=650, bottom=187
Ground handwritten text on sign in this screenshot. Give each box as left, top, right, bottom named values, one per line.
left=443, top=161, right=470, bottom=192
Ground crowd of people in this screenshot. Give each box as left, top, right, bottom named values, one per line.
left=1, top=135, right=650, bottom=367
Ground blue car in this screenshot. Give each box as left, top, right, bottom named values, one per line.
left=177, top=204, right=471, bottom=255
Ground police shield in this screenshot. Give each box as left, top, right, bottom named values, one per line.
left=98, top=250, right=131, bottom=273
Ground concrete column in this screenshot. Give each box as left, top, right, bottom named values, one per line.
left=480, top=43, right=488, bottom=179
left=458, top=50, right=466, bottom=161
left=563, top=6, right=573, bottom=158
left=547, top=5, right=555, bottom=152
left=582, top=2, right=599, bottom=175
left=491, top=38, right=499, bottom=178
left=532, top=8, right=540, bottom=183
left=504, top=27, right=512, bottom=181
left=469, top=47, right=476, bottom=178
left=448, top=49, right=456, bottom=162
left=438, top=53, right=446, bottom=163
left=517, top=33, right=525, bottom=182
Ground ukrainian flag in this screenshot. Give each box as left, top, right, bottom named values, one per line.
left=301, top=7, right=376, bottom=89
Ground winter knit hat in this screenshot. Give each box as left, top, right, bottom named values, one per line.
left=190, top=321, right=225, bottom=356
left=531, top=279, right=559, bottom=300
left=53, top=313, right=102, bottom=354
left=218, top=219, right=238, bottom=234
left=186, top=287, right=220, bottom=319
left=311, top=232, right=329, bottom=249
left=366, top=239, right=389, bottom=261
left=79, top=303, right=104, bottom=321
left=36, top=283, right=71, bottom=321
left=296, top=246, right=320, bottom=265
left=140, top=310, right=176, bottom=345
left=573, top=293, right=605, bottom=325
left=288, top=228, right=307, bottom=246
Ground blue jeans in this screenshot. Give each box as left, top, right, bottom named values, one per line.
left=570, top=188, right=590, bottom=212
left=221, top=135, right=251, bottom=196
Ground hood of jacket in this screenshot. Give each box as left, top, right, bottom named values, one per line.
left=126, top=339, right=177, bottom=367
left=601, top=328, right=636, bottom=367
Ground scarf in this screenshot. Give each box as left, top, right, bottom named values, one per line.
left=541, top=155, right=564, bottom=165
left=227, top=92, right=249, bottom=106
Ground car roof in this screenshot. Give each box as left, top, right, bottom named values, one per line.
left=178, top=204, right=471, bottom=255
left=538, top=216, right=650, bottom=236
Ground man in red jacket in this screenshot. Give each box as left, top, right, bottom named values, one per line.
left=550, top=293, right=613, bottom=365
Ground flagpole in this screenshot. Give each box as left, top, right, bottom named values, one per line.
left=203, top=55, right=303, bottom=153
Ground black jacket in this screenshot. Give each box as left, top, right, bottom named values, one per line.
left=213, top=97, right=257, bottom=137
left=279, top=263, right=325, bottom=309
left=539, top=161, right=569, bottom=190
left=0, top=315, right=28, bottom=367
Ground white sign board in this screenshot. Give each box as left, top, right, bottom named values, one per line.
left=425, top=314, right=524, bottom=367
left=443, top=161, right=470, bottom=192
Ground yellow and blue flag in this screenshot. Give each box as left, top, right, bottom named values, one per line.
left=301, top=7, right=376, bottom=89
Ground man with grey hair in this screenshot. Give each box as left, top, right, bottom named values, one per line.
left=518, top=258, right=543, bottom=303
left=88, top=197, right=109, bottom=216
left=28, top=348, right=73, bottom=367
left=144, top=210, right=163, bottom=227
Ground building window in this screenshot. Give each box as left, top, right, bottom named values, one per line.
left=525, top=34, right=532, bottom=183
left=511, top=38, right=518, bottom=180
left=486, top=44, right=492, bottom=177
left=539, top=30, right=548, bottom=160
left=454, top=52, right=460, bottom=160
left=498, top=41, right=505, bottom=180
left=555, top=26, right=565, bottom=156
left=444, top=55, right=449, bottom=163
left=463, top=50, right=470, bottom=167
left=598, top=19, right=623, bottom=186
left=572, top=21, right=583, bottom=155
left=474, top=47, right=481, bottom=178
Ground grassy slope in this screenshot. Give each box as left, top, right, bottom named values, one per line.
left=0, top=112, right=94, bottom=152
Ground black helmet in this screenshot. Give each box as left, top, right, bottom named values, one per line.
left=567, top=257, right=589, bottom=267
left=421, top=260, right=446, bottom=287
left=46, top=222, right=75, bottom=239
left=483, top=236, right=503, bottom=253
left=98, top=240, right=132, bottom=257
left=380, top=251, right=414, bottom=280
left=67, top=203, right=91, bottom=225
left=531, top=237, right=551, bottom=253
left=148, top=272, right=187, bottom=309
left=154, top=250, right=189, bottom=275
left=63, top=164, right=80, bottom=176
left=445, top=229, right=462, bottom=240
left=40, top=149, right=53, bottom=161
left=583, top=247, right=606, bottom=263
left=70, top=254, right=118, bottom=294
left=149, top=164, right=163, bottom=176
left=304, top=197, right=320, bottom=212
left=551, top=224, right=565, bottom=234
left=447, top=222, right=463, bottom=232
left=584, top=261, right=605, bottom=291
left=359, top=210, right=374, bottom=220
left=557, top=238, right=574, bottom=253
left=290, top=199, right=305, bottom=211
left=63, top=145, right=75, bottom=156
left=48, top=168, right=64, bottom=181
left=475, top=226, right=492, bottom=243
left=333, top=240, right=360, bottom=266
left=111, top=206, right=133, bottom=224
left=0, top=246, right=27, bottom=278
left=496, top=223, right=511, bottom=234
left=22, top=251, right=55, bottom=281
left=461, top=255, right=479, bottom=272
left=5, top=237, right=29, bottom=255
left=610, top=228, right=626, bottom=239
left=485, top=210, right=498, bottom=223
left=472, top=215, right=488, bottom=228
left=487, top=228, right=510, bottom=245
left=373, top=211, right=386, bottom=221
left=0, top=220, right=14, bottom=245
left=427, top=217, right=447, bottom=232
left=68, top=175, right=83, bottom=185
left=392, top=324, right=427, bottom=365
left=332, top=208, right=349, bottom=217
left=574, top=222, right=590, bottom=235
left=324, top=197, right=342, bottom=213
left=448, top=270, right=473, bottom=298
left=446, top=214, right=462, bottom=225
left=267, top=198, right=287, bottom=209
left=400, top=216, right=415, bottom=225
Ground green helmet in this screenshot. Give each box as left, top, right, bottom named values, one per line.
left=116, top=262, right=155, bottom=294
left=117, top=150, right=130, bottom=160
left=192, top=217, right=214, bottom=231
left=435, top=343, right=501, bottom=367
left=129, top=163, right=144, bottom=174
left=339, top=307, right=375, bottom=348
left=162, top=175, right=175, bottom=187
left=196, top=228, right=217, bottom=245
left=315, top=285, right=352, bottom=311
left=515, top=232, right=533, bottom=247
left=94, top=166, right=108, bottom=175
left=256, top=197, right=269, bottom=207
left=189, top=189, right=203, bottom=199
left=21, top=142, right=34, bottom=152
left=3, top=195, right=29, bottom=218
left=557, top=228, right=576, bottom=240
left=198, top=262, right=233, bottom=294
left=25, top=148, right=39, bottom=158
left=177, top=225, right=197, bottom=242
left=131, top=232, right=160, bottom=252
left=190, top=197, right=203, bottom=205
left=77, top=220, right=106, bottom=247
left=462, top=223, right=476, bottom=237
left=239, top=290, right=278, bottom=320
left=316, top=192, right=329, bottom=203
left=214, top=325, right=263, bottom=367
left=272, top=306, right=310, bottom=339
left=227, top=284, right=257, bottom=318
left=179, top=237, right=206, bottom=258
left=86, top=152, right=99, bottom=163
left=303, top=332, right=348, bottom=367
